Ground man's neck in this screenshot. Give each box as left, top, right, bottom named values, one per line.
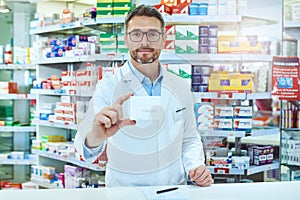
left=130, top=59, right=160, bottom=82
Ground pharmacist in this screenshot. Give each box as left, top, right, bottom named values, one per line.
left=74, top=4, right=212, bottom=187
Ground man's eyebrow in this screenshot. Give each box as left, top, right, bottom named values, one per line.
left=129, top=28, right=161, bottom=32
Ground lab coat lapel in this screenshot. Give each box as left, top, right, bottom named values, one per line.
left=161, top=69, right=174, bottom=111
left=119, top=62, right=148, bottom=96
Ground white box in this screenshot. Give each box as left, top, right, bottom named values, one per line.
left=129, top=96, right=162, bottom=120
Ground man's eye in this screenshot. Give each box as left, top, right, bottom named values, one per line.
left=132, top=32, right=141, bottom=37
left=148, top=32, right=157, bottom=37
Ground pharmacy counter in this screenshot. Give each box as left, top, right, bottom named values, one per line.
left=0, top=181, right=300, bottom=200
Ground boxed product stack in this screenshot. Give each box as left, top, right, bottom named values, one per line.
left=233, top=106, right=252, bottom=133
left=199, top=25, right=218, bottom=54
left=100, top=33, right=117, bottom=54
left=164, top=25, right=175, bottom=53
left=248, top=145, right=274, bottom=166
left=208, top=71, right=253, bottom=94
left=214, top=105, right=233, bottom=131
left=218, top=35, right=263, bottom=54
left=194, top=103, right=214, bottom=131
left=97, top=0, right=133, bottom=17
left=191, top=65, right=213, bottom=92
left=116, top=33, right=129, bottom=53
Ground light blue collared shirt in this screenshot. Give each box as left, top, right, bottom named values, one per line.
left=128, top=61, right=164, bottom=96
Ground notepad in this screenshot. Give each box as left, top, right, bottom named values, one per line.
left=141, top=186, right=188, bottom=200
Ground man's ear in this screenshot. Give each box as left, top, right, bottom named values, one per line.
left=124, top=32, right=129, bottom=48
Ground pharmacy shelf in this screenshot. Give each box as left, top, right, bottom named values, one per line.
left=30, top=89, right=92, bottom=98
left=0, top=64, right=36, bottom=70
left=0, top=93, right=36, bottom=100
left=246, top=161, right=279, bottom=175
left=281, top=128, right=300, bottom=131
left=160, top=53, right=273, bottom=63
left=0, top=126, right=36, bottom=132
left=33, top=55, right=95, bottom=64
left=250, top=127, right=279, bottom=137
left=202, top=127, right=279, bottom=139
left=29, top=21, right=84, bottom=35
left=246, top=92, right=272, bottom=100
left=284, top=20, right=300, bottom=40
left=228, top=133, right=280, bottom=146
left=200, top=130, right=246, bottom=138
left=32, top=149, right=105, bottom=172
left=30, top=178, right=59, bottom=189
left=194, top=92, right=247, bottom=100
left=284, top=20, right=300, bottom=28
left=30, top=89, right=68, bottom=96
left=208, top=161, right=279, bottom=175
left=32, top=119, right=77, bottom=130
left=194, top=92, right=272, bottom=101
left=164, top=15, right=242, bottom=25
left=0, top=159, right=37, bottom=165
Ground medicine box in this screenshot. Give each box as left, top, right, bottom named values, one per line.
left=64, top=165, right=83, bottom=189
left=208, top=71, right=253, bottom=93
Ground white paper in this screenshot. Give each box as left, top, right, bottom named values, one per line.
left=129, top=96, right=162, bottom=120
left=141, top=186, right=188, bottom=200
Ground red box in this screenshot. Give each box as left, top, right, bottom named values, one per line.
left=9, top=82, right=18, bottom=93
left=153, top=4, right=172, bottom=15
left=172, top=4, right=189, bottom=15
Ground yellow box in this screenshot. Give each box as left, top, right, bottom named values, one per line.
left=218, top=35, right=261, bottom=54
left=208, top=72, right=253, bottom=93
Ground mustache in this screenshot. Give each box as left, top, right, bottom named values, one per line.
left=135, top=47, right=155, bottom=51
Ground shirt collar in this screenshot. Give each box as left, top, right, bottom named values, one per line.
left=128, top=61, right=164, bottom=84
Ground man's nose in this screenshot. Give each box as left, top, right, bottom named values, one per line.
left=141, top=33, right=150, bottom=44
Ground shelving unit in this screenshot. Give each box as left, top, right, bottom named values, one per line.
left=0, top=64, right=36, bottom=182
left=278, top=0, right=300, bottom=181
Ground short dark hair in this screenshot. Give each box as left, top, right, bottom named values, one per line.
left=125, top=4, right=165, bottom=31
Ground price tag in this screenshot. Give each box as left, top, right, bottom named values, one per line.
left=107, top=54, right=116, bottom=60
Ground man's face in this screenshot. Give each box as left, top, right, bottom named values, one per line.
left=125, top=16, right=165, bottom=64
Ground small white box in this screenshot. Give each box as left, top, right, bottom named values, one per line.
left=129, top=96, right=162, bottom=120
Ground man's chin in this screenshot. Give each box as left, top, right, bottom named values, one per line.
left=134, top=57, right=155, bottom=64
left=130, top=51, right=160, bottom=64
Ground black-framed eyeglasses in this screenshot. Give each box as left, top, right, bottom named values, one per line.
left=127, top=30, right=162, bottom=42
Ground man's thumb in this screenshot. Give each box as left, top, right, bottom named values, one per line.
left=118, top=119, right=136, bottom=129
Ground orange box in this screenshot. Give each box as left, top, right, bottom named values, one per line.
left=161, top=0, right=177, bottom=6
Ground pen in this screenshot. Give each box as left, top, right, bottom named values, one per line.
left=176, top=107, right=186, bottom=113
left=156, top=187, right=179, bottom=194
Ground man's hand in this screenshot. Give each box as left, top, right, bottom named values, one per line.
left=189, top=165, right=212, bottom=187
left=86, top=93, right=136, bottom=148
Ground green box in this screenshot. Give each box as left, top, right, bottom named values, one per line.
left=113, top=2, right=132, bottom=7
left=97, top=9, right=113, bottom=17
left=117, top=48, right=129, bottom=53
left=97, top=2, right=113, bottom=8
left=100, top=33, right=117, bottom=42
left=100, top=48, right=117, bottom=54
left=113, top=7, right=131, bottom=16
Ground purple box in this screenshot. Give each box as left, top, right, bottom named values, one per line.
left=64, top=165, right=83, bottom=188
left=253, top=146, right=273, bottom=166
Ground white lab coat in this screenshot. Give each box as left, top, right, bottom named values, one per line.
left=74, top=61, right=205, bottom=187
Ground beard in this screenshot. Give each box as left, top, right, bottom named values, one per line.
left=129, top=47, right=161, bottom=64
